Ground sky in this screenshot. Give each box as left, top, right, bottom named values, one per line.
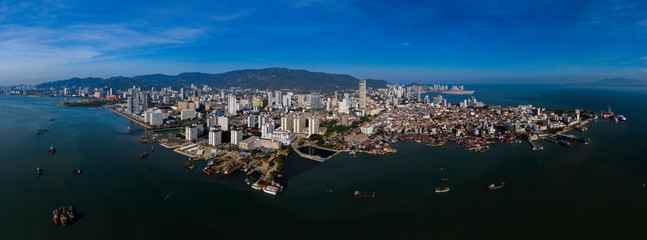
left=1, top=0, right=646, bottom=85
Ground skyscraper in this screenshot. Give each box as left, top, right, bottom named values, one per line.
left=309, top=92, right=322, bottom=109
left=231, top=128, right=243, bottom=145
left=208, top=126, right=222, bottom=146
left=359, top=80, right=366, bottom=110
left=228, top=94, right=237, bottom=115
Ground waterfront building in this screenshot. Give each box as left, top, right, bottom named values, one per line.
left=127, top=96, right=133, bottom=113
left=185, top=124, right=199, bottom=141
left=359, top=80, right=367, bottom=110
left=208, top=126, right=222, bottom=146
left=267, top=129, right=296, bottom=145
left=231, top=128, right=243, bottom=145
left=217, top=116, right=229, bottom=131
left=181, top=109, right=196, bottom=120
left=150, top=111, right=164, bottom=126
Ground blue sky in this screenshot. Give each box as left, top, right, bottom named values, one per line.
left=1, top=0, right=646, bottom=85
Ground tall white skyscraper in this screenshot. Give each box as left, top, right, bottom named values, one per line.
left=359, top=80, right=366, bottom=109
left=308, top=117, right=320, bottom=136
left=185, top=124, right=198, bottom=141
left=228, top=94, right=237, bottom=115
left=274, top=90, right=282, bottom=107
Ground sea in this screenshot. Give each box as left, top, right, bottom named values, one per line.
left=0, top=85, right=646, bottom=239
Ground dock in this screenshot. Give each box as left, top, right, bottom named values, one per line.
left=106, top=107, right=152, bottom=129
left=292, top=145, right=340, bottom=162
left=528, top=140, right=544, bottom=151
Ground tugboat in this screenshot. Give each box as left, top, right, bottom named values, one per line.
left=435, top=186, right=450, bottom=193
left=139, top=152, right=149, bottom=159
left=487, top=182, right=505, bottom=190
left=354, top=191, right=376, bottom=198
left=37, top=167, right=42, bottom=176
left=48, top=145, right=56, bottom=154
left=73, top=169, right=82, bottom=174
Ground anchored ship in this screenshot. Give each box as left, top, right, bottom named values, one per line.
left=52, top=206, right=76, bottom=226
left=487, top=182, right=505, bottom=190
left=354, top=191, right=376, bottom=198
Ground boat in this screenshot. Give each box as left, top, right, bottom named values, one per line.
left=440, top=177, right=449, bottom=182
left=73, top=169, right=82, bottom=174
left=48, top=145, right=56, bottom=154
left=139, top=152, right=149, bottom=158
left=151, top=146, right=155, bottom=151
left=440, top=167, right=444, bottom=171
left=52, top=209, right=59, bottom=223
left=446, top=146, right=450, bottom=151
left=48, top=118, right=55, bottom=121
left=349, top=150, right=357, bottom=157
left=164, top=193, right=172, bottom=200
left=558, top=140, right=570, bottom=147
left=487, top=182, right=505, bottom=190
left=325, top=189, right=334, bottom=193
left=37, top=167, right=42, bottom=176
left=53, top=206, right=76, bottom=226
left=36, top=128, right=48, bottom=135
left=434, top=186, right=450, bottom=193
left=263, top=185, right=280, bottom=195
left=354, top=191, right=376, bottom=198
left=617, top=115, right=627, bottom=123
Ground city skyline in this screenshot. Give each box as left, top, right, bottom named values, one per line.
left=1, top=0, right=646, bottom=85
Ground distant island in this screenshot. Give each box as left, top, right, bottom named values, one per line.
left=37, top=68, right=389, bottom=91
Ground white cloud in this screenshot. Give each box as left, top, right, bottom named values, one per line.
left=210, top=8, right=253, bottom=21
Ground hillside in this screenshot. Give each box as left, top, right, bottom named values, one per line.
left=37, top=68, right=389, bottom=91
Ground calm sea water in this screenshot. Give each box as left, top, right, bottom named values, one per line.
left=1, top=85, right=646, bottom=239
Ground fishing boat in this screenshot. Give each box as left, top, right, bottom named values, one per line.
left=354, top=191, right=376, bottom=198
left=151, top=146, right=155, bottom=151
left=72, top=169, right=82, bottom=174
left=36, top=128, right=48, bottom=135
left=48, top=145, right=56, bottom=154
left=37, top=167, right=42, bottom=176
left=52, top=206, right=76, bottom=226
left=435, top=186, right=450, bottom=193
left=139, top=152, right=149, bottom=159
left=52, top=209, right=59, bottom=223
left=440, top=177, right=449, bottom=182
left=487, top=182, right=505, bottom=190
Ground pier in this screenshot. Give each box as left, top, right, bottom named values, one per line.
left=106, top=107, right=152, bottom=129
left=528, top=140, right=544, bottom=151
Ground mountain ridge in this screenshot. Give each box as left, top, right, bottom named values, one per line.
left=37, top=68, right=388, bottom=91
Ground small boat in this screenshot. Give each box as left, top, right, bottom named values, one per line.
left=440, top=167, right=444, bottom=171
left=73, top=169, right=82, bottom=174
left=440, top=177, right=449, bottom=182
left=139, top=152, right=149, bottom=159
left=263, top=185, right=280, bottom=195
left=36, top=128, right=48, bottom=135
left=326, top=189, right=334, bottom=193
left=617, top=115, right=627, bottom=123
left=164, top=193, right=172, bottom=200
left=354, top=191, right=376, bottom=198
left=37, top=167, right=42, bottom=176
left=446, top=146, right=450, bottom=151
left=435, top=186, right=450, bottom=193
left=151, top=146, right=155, bottom=151
left=48, top=145, right=56, bottom=154
left=52, top=209, right=59, bottom=223
left=48, top=118, right=55, bottom=121
left=487, top=182, right=505, bottom=190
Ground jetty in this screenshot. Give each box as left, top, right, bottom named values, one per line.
left=293, top=145, right=340, bottom=162
left=106, top=107, right=152, bottom=129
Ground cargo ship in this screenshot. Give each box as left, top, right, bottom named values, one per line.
left=52, top=206, right=76, bottom=226
left=354, top=191, right=376, bottom=198
left=487, top=182, right=505, bottom=190
left=435, top=186, right=450, bottom=193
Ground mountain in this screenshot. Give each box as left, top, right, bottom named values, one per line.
left=37, top=68, right=388, bottom=91
left=585, top=77, right=647, bottom=87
